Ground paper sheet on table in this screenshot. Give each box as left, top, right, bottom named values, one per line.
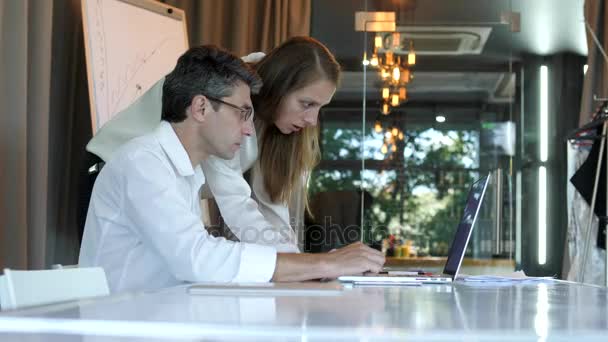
left=458, top=271, right=556, bottom=284
left=187, top=282, right=344, bottom=296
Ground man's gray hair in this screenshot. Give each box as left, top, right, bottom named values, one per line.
left=162, top=45, right=262, bottom=122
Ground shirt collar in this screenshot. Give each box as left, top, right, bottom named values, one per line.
left=156, top=121, right=195, bottom=177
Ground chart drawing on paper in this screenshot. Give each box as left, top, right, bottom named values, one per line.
left=83, top=0, right=188, bottom=133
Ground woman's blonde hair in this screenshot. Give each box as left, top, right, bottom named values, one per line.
left=253, top=36, right=341, bottom=208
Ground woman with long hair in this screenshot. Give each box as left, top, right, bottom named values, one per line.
left=200, top=36, right=339, bottom=252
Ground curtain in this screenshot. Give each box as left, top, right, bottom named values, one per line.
left=0, top=0, right=53, bottom=270
left=45, top=0, right=93, bottom=267
left=0, top=0, right=91, bottom=270
left=162, top=0, right=311, bottom=56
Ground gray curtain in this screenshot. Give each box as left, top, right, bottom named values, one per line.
left=0, top=0, right=53, bottom=270
left=46, top=0, right=93, bottom=267
left=0, top=0, right=90, bottom=270
left=162, top=0, right=311, bottom=56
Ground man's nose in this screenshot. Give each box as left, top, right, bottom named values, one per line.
left=242, top=119, right=254, bottom=136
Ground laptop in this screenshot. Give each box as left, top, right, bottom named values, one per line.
left=338, top=173, right=491, bottom=285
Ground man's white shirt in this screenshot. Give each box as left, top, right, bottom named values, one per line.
left=79, top=121, right=277, bottom=293
left=87, top=77, right=301, bottom=253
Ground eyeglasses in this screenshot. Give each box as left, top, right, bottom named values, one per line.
left=204, top=94, right=253, bottom=122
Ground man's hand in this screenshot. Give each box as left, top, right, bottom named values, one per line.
left=321, top=242, right=385, bottom=278
left=272, top=242, right=385, bottom=282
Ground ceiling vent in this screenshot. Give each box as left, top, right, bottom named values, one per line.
left=377, top=26, right=492, bottom=55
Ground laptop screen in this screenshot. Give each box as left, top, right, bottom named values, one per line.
left=442, top=174, right=490, bottom=278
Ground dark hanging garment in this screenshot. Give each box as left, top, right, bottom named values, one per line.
left=570, top=126, right=607, bottom=249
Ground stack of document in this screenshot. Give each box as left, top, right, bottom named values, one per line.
left=459, top=271, right=555, bottom=284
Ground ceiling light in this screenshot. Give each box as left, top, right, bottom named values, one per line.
left=370, top=55, right=379, bottom=67
left=385, top=51, right=394, bottom=65
left=401, top=69, right=410, bottom=83
left=374, top=120, right=383, bottom=133
left=407, top=41, right=416, bottom=65
left=391, top=94, right=399, bottom=106
left=392, top=66, right=400, bottom=82
left=399, top=87, right=407, bottom=100
left=392, top=32, right=401, bottom=48
left=375, top=35, right=383, bottom=49
left=382, top=87, right=390, bottom=100
left=382, top=103, right=390, bottom=115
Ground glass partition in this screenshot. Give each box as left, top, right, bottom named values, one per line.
left=309, top=0, right=519, bottom=274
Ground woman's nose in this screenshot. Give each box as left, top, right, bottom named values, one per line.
left=303, top=110, right=319, bottom=126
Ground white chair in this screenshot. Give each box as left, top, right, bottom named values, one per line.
left=51, top=264, right=79, bottom=269
left=0, top=267, right=110, bottom=310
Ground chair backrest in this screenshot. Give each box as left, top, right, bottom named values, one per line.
left=51, top=264, right=79, bottom=270
left=305, top=190, right=372, bottom=252
left=0, top=267, right=109, bottom=310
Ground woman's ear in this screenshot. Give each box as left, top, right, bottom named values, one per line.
left=189, top=95, right=208, bottom=123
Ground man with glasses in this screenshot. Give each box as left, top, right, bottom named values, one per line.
left=79, top=45, right=384, bottom=293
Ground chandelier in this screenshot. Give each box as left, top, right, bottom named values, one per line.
left=364, top=32, right=416, bottom=115
left=365, top=32, right=415, bottom=156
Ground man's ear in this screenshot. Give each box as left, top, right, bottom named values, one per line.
left=189, top=95, right=208, bottom=123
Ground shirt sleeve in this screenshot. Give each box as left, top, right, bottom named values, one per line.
left=201, top=141, right=300, bottom=253
left=86, top=78, right=165, bottom=162
left=121, top=150, right=277, bottom=283
left=241, top=52, right=265, bottom=64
